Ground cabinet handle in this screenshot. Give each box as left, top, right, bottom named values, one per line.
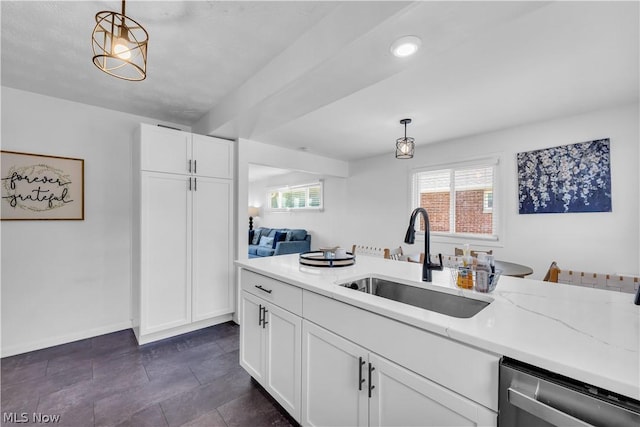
left=262, top=307, right=268, bottom=329
left=188, top=177, right=192, bottom=191
left=358, top=357, right=366, bottom=391
left=368, top=363, right=375, bottom=398
left=194, top=160, right=197, bottom=174
left=258, top=304, right=263, bottom=326
left=188, top=159, right=192, bottom=173
left=255, top=285, right=273, bottom=294
left=194, top=177, right=197, bottom=191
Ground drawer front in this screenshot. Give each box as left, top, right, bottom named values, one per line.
left=241, top=270, right=302, bottom=315
left=303, top=290, right=500, bottom=411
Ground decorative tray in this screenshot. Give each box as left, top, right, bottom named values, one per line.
left=299, top=251, right=356, bottom=268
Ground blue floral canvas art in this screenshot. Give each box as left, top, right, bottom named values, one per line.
left=517, top=139, right=611, bottom=214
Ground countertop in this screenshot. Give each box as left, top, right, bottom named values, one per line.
left=235, top=254, right=640, bottom=400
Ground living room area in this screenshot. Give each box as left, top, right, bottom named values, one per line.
left=239, top=101, right=638, bottom=283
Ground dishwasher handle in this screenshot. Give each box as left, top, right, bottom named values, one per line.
left=508, top=387, right=594, bottom=427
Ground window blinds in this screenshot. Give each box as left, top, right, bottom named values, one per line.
left=413, top=161, right=497, bottom=238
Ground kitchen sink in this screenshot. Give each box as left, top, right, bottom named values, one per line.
left=339, top=276, right=490, bottom=318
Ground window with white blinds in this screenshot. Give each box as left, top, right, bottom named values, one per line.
left=411, top=159, right=499, bottom=240
left=267, top=181, right=323, bottom=211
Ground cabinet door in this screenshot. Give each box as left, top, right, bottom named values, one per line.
left=191, top=177, right=232, bottom=321
left=192, top=134, right=232, bottom=179
left=302, top=321, right=368, bottom=427
left=140, top=173, right=191, bottom=334
left=140, top=124, right=190, bottom=175
left=369, top=353, right=497, bottom=427
left=239, top=292, right=265, bottom=383
left=265, top=303, right=302, bottom=421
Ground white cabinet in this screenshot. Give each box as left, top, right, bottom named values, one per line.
left=140, top=172, right=191, bottom=333
left=302, top=320, right=368, bottom=427
left=192, top=176, right=232, bottom=321
left=132, top=124, right=234, bottom=344
left=191, top=134, right=232, bottom=179
left=139, top=123, right=232, bottom=179
left=302, top=320, right=496, bottom=427
left=240, top=271, right=302, bottom=422
left=369, top=354, right=496, bottom=427
left=237, top=267, right=498, bottom=427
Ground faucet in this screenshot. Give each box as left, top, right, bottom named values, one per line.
left=404, top=208, right=443, bottom=282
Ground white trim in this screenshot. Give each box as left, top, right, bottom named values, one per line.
left=1, top=320, right=133, bottom=358
left=411, top=156, right=500, bottom=175
left=134, top=313, right=233, bottom=345
left=409, top=155, right=503, bottom=244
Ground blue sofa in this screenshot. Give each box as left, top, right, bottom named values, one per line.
left=248, top=227, right=311, bottom=258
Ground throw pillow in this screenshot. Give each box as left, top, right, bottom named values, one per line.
left=287, top=229, right=307, bottom=241
left=259, top=236, right=274, bottom=247
left=251, top=229, right=262, bottom=245
left=272, top=231, right=287, bottom=249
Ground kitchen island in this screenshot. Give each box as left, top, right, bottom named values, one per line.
left=236, top=254, right=639, bottom=425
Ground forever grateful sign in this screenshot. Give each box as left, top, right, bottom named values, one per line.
left=1, top=150, right=84, bottom=220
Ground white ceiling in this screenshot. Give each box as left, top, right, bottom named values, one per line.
left=2, top=1, right=638, bottom=161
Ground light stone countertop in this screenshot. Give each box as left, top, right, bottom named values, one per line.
left=235, top=254, right=640, bottom=400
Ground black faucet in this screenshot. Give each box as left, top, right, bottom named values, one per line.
left=404, top=207, right=443, bottom=282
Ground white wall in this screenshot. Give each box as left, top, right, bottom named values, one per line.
left=0, top=87, right=187, bottom=356
left=248, top=170, right=348, bottom=250
left=343, top=104, right=639, bottom=280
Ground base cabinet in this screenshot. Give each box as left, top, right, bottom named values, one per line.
left=238, top=268, right=497, bottom=427
left=240, top=291, right=301, bottom=421
left=302, top=320, right=368, bottom=427
left=302, top=320, right=497, bottom=427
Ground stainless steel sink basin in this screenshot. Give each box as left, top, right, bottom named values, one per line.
left=339, top=276, right=490, bottom=318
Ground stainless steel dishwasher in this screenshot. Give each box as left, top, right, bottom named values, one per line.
left=499, top=357, right=640, bottom=426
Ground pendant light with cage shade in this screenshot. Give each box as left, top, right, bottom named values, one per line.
left=396, top=118, right=415, bottom=159
left=92, top=0, right=148, bottom=81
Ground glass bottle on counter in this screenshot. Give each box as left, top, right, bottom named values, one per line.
left=456, top=254, right=474, bottom=289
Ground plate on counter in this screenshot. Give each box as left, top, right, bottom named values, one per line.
left=299, top=251, right=355, bottom=267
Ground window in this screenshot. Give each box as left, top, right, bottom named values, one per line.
left=267, top=181, right=323, bottom=211
left=411, top=159, right=499, bottom=240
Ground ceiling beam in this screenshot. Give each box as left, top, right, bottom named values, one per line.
left=191, top=1, right=415, bottom=138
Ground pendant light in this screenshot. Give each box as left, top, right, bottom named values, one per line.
left=92, top=0, right=148, bottom=81
left=396, top=118, right=415, bottom=159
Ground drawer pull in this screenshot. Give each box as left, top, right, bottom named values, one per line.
left=258, top=304, right=263, bottom=326
left=358, top=357, right=365, bottom=390
left=255, top=285, right=273, bottom=294
left=368, top=363, right=375, bottom=398
left=262, top=307, right=268, bottom=329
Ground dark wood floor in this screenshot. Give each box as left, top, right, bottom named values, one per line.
left=1, top=322, right=296, bottom=427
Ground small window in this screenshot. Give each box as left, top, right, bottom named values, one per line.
left=411, top=159, right=499, bottom=240
left=267, top=181, right=323, bottom=211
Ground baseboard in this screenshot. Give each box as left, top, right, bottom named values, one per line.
left=1, top=320, right=133, bottom=358
left=135, top=313, right=233, bottom=345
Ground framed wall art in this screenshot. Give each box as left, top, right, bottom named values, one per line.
left=517, top=138, right=611, bottom=214
left=1, top=150, right=84, bottom=220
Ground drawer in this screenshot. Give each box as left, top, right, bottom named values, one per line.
left=241, top=269, right=302, bottom=316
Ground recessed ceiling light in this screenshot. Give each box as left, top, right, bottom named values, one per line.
left=390, top=35, right=422, bottom=58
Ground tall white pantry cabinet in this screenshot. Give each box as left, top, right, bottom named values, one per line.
left=132, top=123, right=234, bottom=344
